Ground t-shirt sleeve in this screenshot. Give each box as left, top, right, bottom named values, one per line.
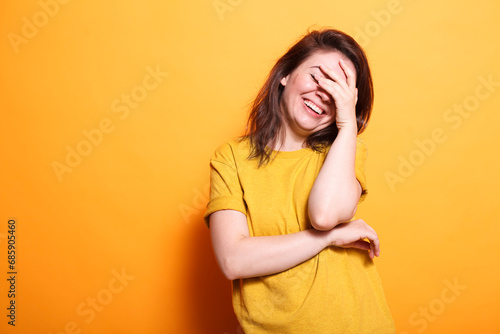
left=203, top=143, right=247, bottom=228
left=355, top=137, right=368, bottom=203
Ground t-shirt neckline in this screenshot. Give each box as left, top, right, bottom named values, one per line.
left=271, top=147, right=314, bottom=159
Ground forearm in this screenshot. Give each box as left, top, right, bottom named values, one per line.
left=210, top=210, right=379, bottom=281
left=212, top=226, right=327, bottom=280
left=308, top=126, right=361, bottom=230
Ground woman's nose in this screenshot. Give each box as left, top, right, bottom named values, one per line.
left=315, top=89, right=331, bottom=104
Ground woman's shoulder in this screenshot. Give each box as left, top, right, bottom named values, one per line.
left=210, top=136, right=252, bottom=164
left=356, top=136, right=367, bottom=153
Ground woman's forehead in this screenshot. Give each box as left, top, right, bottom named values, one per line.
left=301, top=51, right=355, bottom=79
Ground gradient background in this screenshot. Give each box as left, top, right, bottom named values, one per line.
left=1, top=0, right=499, bottom=333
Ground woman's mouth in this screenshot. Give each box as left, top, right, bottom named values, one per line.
left=304, top=100, right=324, bottom=115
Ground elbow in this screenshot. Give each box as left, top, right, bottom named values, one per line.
left=221, top=270, right=238, bottom=281
left=310, top=214, right=341, bottom=231
left=309, top=206, right=357, bottom=231
left=221, top=267, right=239, bottom=281
left=218, top=256, right=242, bottom=281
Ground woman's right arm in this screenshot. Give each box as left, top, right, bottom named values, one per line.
left=209, top=209, right=380, bottom=280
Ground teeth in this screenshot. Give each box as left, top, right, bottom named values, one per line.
left=304, top=100, right=323, bottom=115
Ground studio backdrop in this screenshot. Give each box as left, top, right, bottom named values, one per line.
left=1, top=0, right=499, bottom=333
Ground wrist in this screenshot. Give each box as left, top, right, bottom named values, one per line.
left=335, top=124, right=358, bottom=138
left=324, top=226, right=338, bottom=247
left=309, top=229, right=330, bottom=250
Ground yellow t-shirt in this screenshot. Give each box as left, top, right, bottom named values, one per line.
left=204, top=137, right=395, bottom=334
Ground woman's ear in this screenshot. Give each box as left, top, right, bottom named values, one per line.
left=280, top=75, right=289, bottom=86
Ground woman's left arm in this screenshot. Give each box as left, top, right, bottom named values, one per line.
left=308, top=60, right=362, bottom=231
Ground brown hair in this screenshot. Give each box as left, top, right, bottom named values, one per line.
left=244, top=28, right=374, bottom=165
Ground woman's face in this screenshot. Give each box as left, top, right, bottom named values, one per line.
left=280, top=50, right=356, bottom=143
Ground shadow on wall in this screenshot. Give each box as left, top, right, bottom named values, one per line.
left=184, top=213, right=240, bottom=334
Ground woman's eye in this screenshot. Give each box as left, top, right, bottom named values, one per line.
left=310, top=73, right=319, bottom=83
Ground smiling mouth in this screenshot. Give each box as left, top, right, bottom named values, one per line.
left=304, top=100, right=324, bottom=115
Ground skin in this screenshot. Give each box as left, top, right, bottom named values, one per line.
left=278, top=51, right=353, bottom=150
left=302, top=52, right=364, bottom=231
left=210, top=50, right=380, bottom=280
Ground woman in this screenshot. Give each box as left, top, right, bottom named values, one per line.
left=204, top=29, right=395, bottom=333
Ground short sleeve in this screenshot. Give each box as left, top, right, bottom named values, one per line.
left=355, top=137, right=368, bottom=203
left=203, top=143, right=247, bottom=227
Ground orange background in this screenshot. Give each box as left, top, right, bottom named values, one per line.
left=1, top=0, right=499, bottom=333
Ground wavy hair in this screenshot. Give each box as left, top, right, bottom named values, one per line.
left=244, top=28, right=374, bottom=166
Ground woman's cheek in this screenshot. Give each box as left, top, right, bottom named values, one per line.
left=301, top=77, right=316, bottom=90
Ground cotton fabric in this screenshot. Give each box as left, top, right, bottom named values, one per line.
left=204, top=137, right=395, bottom=333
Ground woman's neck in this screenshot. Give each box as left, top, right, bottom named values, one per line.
left=274, top=131, right=307, bottom=152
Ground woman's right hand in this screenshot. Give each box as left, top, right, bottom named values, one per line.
left=326, top=219, right=380, bottom=259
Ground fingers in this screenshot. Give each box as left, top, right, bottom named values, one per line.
left=334, top=219, right=381, bottom=258
left=370, top=241, right=375, bottom=259
left=337, top=239, right=379, bottom=259
left=361, top=221, right=380, bottom=258
left=314, top=73, right=351, bottom=110
left=339, top=59, right=357, bottom=89
left=372, top=234, right=380, bottom=257
left=342, top=240, right=370, bottom=251
left=315, top=62, right=357, bottom=122
left=318, top=60, right=356, bottom=90
left=316, top=65, right=347, bottom=97
left=348, top=238, right=379, bottom=258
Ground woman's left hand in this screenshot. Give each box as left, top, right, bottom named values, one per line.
left=315, top=59, right=358, bottom=131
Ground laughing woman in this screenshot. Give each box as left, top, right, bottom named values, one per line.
left=204, top=29, right=395, bottom=333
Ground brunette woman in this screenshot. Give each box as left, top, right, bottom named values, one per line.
left=204, top=29, right=395, bottom=333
